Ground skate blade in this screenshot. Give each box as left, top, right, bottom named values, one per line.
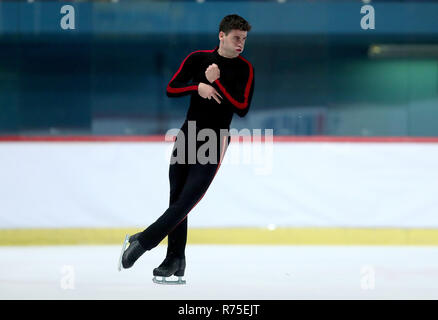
left=152, top=276, right=186, bottom=285
left=117, top=234, right=130, bottom=272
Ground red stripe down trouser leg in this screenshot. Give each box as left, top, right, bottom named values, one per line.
left=138, top=122, right=229, bottom=253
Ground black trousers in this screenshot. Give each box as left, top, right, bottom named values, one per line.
left=138, top=120, right=230, bottom=258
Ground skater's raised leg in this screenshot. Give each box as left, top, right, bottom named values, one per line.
left=137, top=161, right=219, bottom=252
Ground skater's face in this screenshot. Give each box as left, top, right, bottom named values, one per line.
left=219, top=29, right=247, bottom=58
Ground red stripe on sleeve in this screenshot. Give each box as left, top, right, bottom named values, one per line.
left=166, top=85, right=199, bottom=94
left=215, top=56, right=254, bottom=109
left=167, top=49, right=216, bottom=94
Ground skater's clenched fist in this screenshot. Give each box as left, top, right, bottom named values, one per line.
left=205, top=63, right=220, bottom=83
left=198, top=83, right=223, bottom=104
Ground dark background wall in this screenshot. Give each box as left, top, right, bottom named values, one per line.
left=1, top=0, right=437, bottom=136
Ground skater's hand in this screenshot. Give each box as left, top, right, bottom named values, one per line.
left=205, top=63, right=220, bottom=83
left=198, top=83, right=223, bottom=104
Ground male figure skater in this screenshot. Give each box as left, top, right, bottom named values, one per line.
left=118, top=14, right=255, bottom=284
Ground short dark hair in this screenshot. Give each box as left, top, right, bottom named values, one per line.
left=219, top=14, right=252, bottom=35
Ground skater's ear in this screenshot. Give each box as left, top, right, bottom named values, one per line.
left=219, top=31, right=225, bottom=41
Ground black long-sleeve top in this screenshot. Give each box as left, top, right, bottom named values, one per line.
left=166, top=46, right=255, bottom=130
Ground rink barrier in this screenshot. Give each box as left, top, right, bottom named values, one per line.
left=1, top=227, right=438, bottom=246
left=1, top=135, right=438, bottom=143
left=2, top=136, right=438, bottom=238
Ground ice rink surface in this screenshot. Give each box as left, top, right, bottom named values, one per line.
left=1, top=244, right=438, bottom=300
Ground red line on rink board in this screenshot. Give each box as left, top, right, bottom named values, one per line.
left=0, top=135, right=438, bottom=143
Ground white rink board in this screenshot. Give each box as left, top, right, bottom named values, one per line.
left=1, top=142, right=438, bottom=228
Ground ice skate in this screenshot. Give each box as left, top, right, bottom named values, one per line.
left=117, top=234, right=130, bottom=271
left=118, top=234, right=146, bottom=271
left=152, top=256, right=186, bottom=285
left=129, top=232, right=141, bottom=243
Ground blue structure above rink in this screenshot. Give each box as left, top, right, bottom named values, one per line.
left=1, top=1, right=438, bottom=137
left=1, top=1, right=438, bottom=37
